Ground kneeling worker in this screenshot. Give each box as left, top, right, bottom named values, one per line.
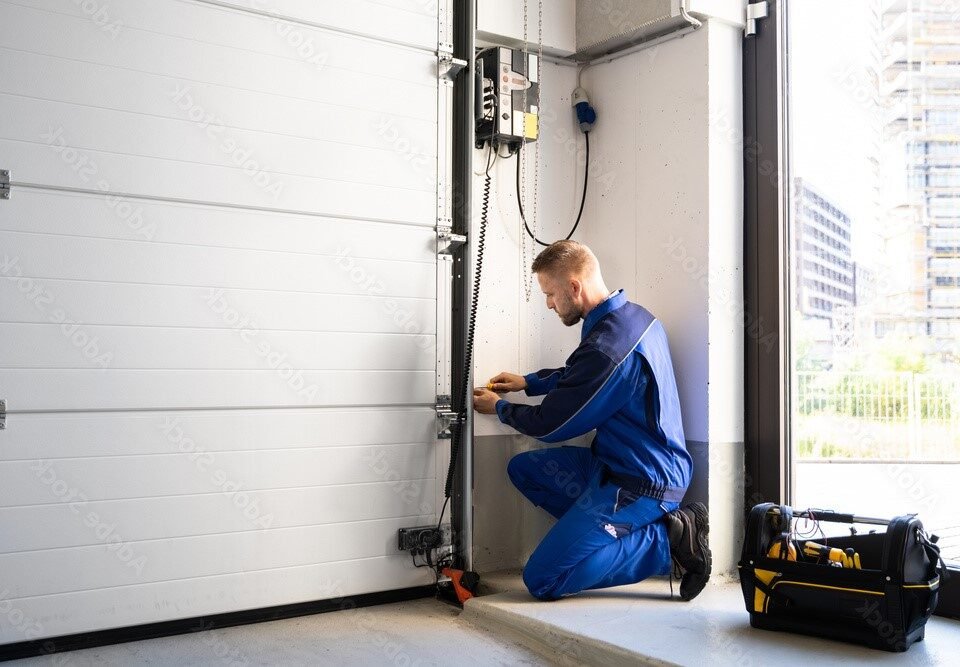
left=472, top=240, right=711, bottom=601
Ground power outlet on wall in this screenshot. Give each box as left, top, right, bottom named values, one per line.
left=397, top=525, right=451, bottom=553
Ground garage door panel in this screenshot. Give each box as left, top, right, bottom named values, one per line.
left=205, top=0, right=437, bottom=49
left=0, top=409, right=435, bottom=460
left=0, top=43, right=436, bottom=126
left=19, top=0, right=438, bottom=57
left=0, top=480, right=437, bottom=553
left=0, top=0, right=447, bottom=644
left=0, top=443, right=435, bottom=506
left=0, top=326, right=435, bottom=371
left=0, top=95, right=436, bottom=192
left=3, top=0, right=437, bottom=85
left=7, top=451, right=435, bottom=511
left=0, top=189, right=438, bottom=253
left=1, top=140, right=434, bottom=220
left=0, top=515, right=436, bottom=600
left=0, top=280, right=436, bottom=336
left=0, top=4, right=437, bottom=113
left=0, top=50, right=437, bottom=153
left=0, top=554, right=433, bottom=645
left=1, top=231, right=434, bottom=296
left=3, top=369, right=435, bottom=411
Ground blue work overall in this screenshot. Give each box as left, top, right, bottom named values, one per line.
left=495, top=290, right=693, bottom=600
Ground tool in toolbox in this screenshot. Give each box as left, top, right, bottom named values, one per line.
left=739, top=503, right=946, bottom=652
left=802, top=541, right=862, bottom=569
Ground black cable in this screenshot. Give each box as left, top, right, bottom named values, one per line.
left=516, top=132, right=590, bottom=247
left=436, top=496, right=450, bottom=536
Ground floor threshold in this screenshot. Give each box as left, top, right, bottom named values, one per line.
left=463, top=570, right=960, bottom=666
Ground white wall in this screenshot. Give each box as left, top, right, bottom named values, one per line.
left=477, top=0, right=576, bottom=55
left=471, top=1, right=748, bottom=575
left=581, top=20, right=745, bottom=574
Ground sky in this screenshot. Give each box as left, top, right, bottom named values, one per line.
left=788, top=0, right=884, bottom=264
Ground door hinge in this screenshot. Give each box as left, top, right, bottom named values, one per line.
left=438, top=52, right=467, bottom=83
left=745, top=1, right=768, bottom=37
left=0, top=170, right=9, bottom=200
left=436, top=395, right=459, bottom=439
left=0, top=399, right=6, bottom=430
left=437, top=225, right=466, bottom=256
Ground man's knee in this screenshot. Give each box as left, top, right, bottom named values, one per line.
left=522, top=562, right=562, bottom=601
left=507, top=451, right=533, bottom=490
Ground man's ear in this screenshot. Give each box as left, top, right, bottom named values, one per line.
left=569, top=278, right=582, bottom=298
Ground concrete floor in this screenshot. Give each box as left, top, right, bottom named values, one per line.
left=5, top=598, right=552, bottom=667
left=10, top=573, right=960, bottom=666
left=465, top=570, right=960, bottom=666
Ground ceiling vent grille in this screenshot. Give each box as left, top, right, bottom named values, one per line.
left=576, top=0, right=692, bottom=59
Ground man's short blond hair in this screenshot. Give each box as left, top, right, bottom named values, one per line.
left=531, top=240, right=596, bottom=277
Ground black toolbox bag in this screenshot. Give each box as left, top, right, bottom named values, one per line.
left=738, top=503, right=943, bottom=652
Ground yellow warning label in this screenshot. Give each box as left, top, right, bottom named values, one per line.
left=524, top=113, right=539, bottom=140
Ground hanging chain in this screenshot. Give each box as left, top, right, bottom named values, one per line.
left=531, top=0, right=543, bottom=265
left=520, top=0, right=532, bottom=302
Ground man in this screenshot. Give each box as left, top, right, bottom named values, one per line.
left=472, top=240, right=711, bottom=601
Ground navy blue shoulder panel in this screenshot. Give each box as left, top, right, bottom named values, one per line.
left=584, top=302, right=655, bottom=362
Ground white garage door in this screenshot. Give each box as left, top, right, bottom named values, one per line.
left=0, top=0, right=450, bottom=643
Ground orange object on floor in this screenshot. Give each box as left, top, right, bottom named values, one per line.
left=441, top=567, right=480, bottom=604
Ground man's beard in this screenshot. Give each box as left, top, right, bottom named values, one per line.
left=556, top=294, right=582, bottom=326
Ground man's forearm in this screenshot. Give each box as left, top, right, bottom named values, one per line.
left=523, top=367, right=564, bottom=396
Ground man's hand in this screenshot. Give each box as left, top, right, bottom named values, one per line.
left=472, top=387, right=500, bottom=414
left=486, top=372, right=527, bottom=393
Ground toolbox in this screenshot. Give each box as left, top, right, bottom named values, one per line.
left=738, top=503, right=944, bottom=651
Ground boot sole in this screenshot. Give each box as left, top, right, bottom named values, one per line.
left=680, top=502, right=712, bottom=601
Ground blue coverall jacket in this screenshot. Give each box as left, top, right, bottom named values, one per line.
left=495, top=289, right=693, bottom=599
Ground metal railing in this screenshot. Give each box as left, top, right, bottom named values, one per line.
left=794, top=371, right=960, bottom=459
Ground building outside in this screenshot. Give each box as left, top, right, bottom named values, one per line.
left=793, top=177, right=857, bottom=330
left=880, top=0, right=960, bottom=356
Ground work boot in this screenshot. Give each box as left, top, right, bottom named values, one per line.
left=663, top=502, right=712, bottom=601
